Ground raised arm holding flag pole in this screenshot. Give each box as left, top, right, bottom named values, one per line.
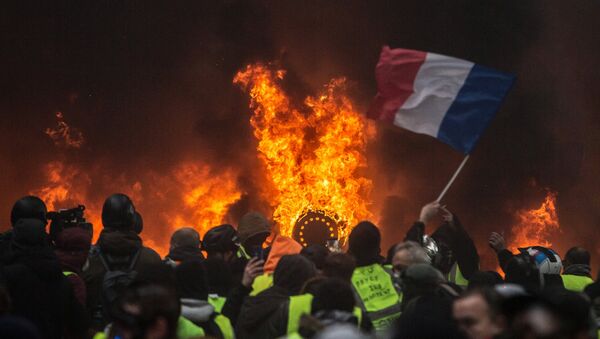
left=368, top=46, right=515, bottom=202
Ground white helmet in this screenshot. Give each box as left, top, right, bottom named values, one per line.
left=518, top=246, right=562, bottom=275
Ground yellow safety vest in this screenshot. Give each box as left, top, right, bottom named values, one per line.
left=286, top=293, right=363, bottom=334
left=287, top=332, right=304, bottom=339
left=63, top=271, right=76, bottom=277
left=94, top=317, right=206, bottom=339
left=561, top=274, right=594, bottom=292
left=447, top=263, right=469, bottom=287
left=177, top=316, right=205, bottom=338
left=208, top=295, right=227, bottom=313
left=352, top=264, right=402, bottom=332
left=214, top=314, right=235, bottom=339
left=250, top=273, right=273, bottom=296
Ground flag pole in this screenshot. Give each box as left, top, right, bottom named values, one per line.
left=436, top=154, right=470, bottom=202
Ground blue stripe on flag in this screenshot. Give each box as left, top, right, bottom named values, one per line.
left=437, top=64, right=515, bottom=154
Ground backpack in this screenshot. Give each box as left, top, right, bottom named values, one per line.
left=94, top=249, right=141, bottom=325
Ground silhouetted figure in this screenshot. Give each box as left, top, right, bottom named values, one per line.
left=83, top=193, right=162, bottom=330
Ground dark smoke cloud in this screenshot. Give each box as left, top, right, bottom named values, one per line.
left=1, top=1, right=599, bottom=269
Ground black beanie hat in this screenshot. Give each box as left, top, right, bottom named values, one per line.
left=348, top=221, right=381, bottom=262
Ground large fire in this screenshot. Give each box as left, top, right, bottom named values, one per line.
left=234, top=64, right=372, bottom=241
left=31, top=63, right=374, bottom=254
left=509, top=191, right=560, bottom=252
left=32, top=112, right=242, bottom=256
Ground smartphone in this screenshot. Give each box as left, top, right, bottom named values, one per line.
left=252, top=247, right=265, bottom=260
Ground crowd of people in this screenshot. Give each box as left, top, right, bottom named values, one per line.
left=0, top=193, right=598, bottom=339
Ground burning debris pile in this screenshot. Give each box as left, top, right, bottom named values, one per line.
left=234, top=64, right=373, bottom=243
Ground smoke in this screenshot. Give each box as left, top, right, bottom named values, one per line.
left=1, top=1, right=599, bottom=267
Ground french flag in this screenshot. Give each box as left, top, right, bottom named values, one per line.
left=369, top=46, right=515, bottom=154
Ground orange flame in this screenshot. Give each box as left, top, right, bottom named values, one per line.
left=234, top=64, right=372, bottom=241
left=30, top=160, right=241, bottom=256
left=31, top=161, right=103, bottom=240
left=162, top=163, right=242, bottom=236
left=45, top=112, right=85, bottom=149
left=510, top=191, right=560, bottom=252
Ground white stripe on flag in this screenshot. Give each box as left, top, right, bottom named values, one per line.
left=393, top=53, right=474, bottom=138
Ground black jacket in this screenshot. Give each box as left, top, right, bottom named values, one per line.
left=405, top=216, right=479, bottom=280
left=0, top=219, right=86, bottom=339
left=82, top=228, right=162, bottom=329
left=236, top=285, right=289, bottom=339
left=221, top=283, right=252, bottom=326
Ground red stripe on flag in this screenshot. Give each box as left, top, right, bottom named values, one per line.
left=368, top=46, right=427, bottom=122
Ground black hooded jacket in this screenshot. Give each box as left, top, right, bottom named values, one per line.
left=405, top=215, right=479, bottom=280
left=82, top=228, right=161, bottom=328
left=236, top=255, right=316, bottom=339
left=0, top=219, right=86, bottom=339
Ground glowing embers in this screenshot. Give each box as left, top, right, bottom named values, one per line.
left=293, top=210, right=339, bottom=247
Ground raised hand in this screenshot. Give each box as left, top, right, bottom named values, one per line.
left=242, top=257, right=265, bottom=288
left=488, top=232, right=506, bottom=253
left=419, top=201, right=441, bottom=224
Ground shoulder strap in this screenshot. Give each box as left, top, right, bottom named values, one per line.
left=98, top=248, right=141, bottom=272
left=128, top=249, right=141, bottom=271
left=98, top=250, right=111, bottom=272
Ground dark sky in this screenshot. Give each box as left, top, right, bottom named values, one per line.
left=1, top=1, right=599, bottom=268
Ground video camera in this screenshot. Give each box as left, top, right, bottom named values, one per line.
left=48, top=205, right=93, bottom=241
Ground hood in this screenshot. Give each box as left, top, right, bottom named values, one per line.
left=348, top=221, right=382, bottom=267
left=54, top=227, right=92, bottom=272
left=180, top=298, right=214, bottom=323
left=237, top=212, right=271, bottom=244
left=8, top=219, right=62, bottom=280
left=264, top=235, right=303, bottom=274
left=564, top=264, right=591, bottom=277
left=238, top=285, right=290, bottom=331
left=97, top=228, right=142, bottom=256
left=273, top=254, right=317, bottom=295
left=167, top=246, right=204, bottom=262
left=54, top=227, right=92, bottom=251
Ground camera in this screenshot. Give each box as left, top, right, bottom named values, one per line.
left=48, top=205, right=93, bottom=241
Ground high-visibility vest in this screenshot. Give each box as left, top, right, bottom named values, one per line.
left=208, top=294, right=227, bottom=313
left=287, top=332, right=304, bottom=339
left=286, top=293, right=362, bottom=334
left=94, top=317, right=207, bottom=339
left=63, top=271, right=76, bottom=277
left=352, top=264, right=402, bottom=332
left=177, top=316, right=205, bottom=338
left=447, top=263, right=469, bottom=287
left=237, top=246, right=251, bottom=260
left=561, top=274, right=594, bottom=292
left=250, top=273, right=273, bottom=296
left=214, top=314, right=235, bottom=339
